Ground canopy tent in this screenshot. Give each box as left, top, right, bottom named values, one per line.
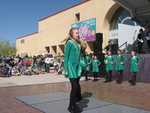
left=114, top=0, right=150, bottom=26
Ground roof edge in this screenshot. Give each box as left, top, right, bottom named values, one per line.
left=16, top=32, right=38, bottom=40
left=39, top=0, right=91, bottom=22
left=16, top=0, right=91, bottom=40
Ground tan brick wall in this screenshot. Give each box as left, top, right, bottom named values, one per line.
left=16, top=0, right=120, bottom=56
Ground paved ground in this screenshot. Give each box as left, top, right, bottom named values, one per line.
left=0, top=73, right=68, bottom=87
left=16, top=92, right=150, bottom=113
left=0, top=74, right=150, bottom=113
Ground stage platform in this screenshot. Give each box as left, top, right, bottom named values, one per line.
left=16, top=92, right=150, bottom=113
left=0, top=78, right=150, bottom=113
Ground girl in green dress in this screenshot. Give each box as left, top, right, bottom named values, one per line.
left=64, top=28, right=82, bottom=113
left=104, top=51, right=114, bottom=82
left=79, top=45, right=87, bottom=79
left=115, top=50, right=125, bottom=84
left=92, top=55, right=101, bottom=81
left=85, top=53, right=92, bottom=80
left=129, top=50, right=139, bottom=86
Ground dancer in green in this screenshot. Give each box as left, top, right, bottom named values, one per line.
left=92, top=55, right=101, bottom=81
left=85, top=53, right=92, bottom=80
left=129, top=50, right=139, bottom=86
left=115, top=50, right=125, bottom=84
left=104, top=51, right=114, bottom=82
left=64, top=28, right=82, bottom=113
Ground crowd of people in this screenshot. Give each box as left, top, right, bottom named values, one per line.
left=0, top=54, right=64, bottom=77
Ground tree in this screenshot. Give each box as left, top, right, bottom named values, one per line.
left=0, top=40, right=16, bottom=56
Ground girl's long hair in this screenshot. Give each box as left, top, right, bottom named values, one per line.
left=65, top=28, right=80, bottom=44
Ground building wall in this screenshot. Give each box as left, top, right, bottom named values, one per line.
left=16, top=0, right=119, bottom=56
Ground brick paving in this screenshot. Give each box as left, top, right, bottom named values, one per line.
left=0, top=76, right=150, bottom=113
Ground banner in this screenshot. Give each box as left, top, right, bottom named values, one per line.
left=72, top=18, right=96, bottom=41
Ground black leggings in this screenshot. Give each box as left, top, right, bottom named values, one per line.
left=116, top=70, right=123, bottom=83
left=105, top=71, right=112, bottom=81
left=130, top=72, right=137, bottom=85
left=69, top=77, right=81, bottom=108
left=93, top=72, right=99, bottom=79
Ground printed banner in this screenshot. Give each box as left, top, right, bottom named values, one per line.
left=72, top=18, right=96, bottom=41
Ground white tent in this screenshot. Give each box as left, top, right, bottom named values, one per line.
left=114, top=0, right=150, bottom=24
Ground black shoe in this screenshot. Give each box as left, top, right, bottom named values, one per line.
left=104, top=80, right=109, bottom=83
left=85, top=79, right=89, bottom=81
left=131, top=82, right=136, bottom=86
left=74, top=104, right=82, bottom=112
left=68, top=105, right=82, bottom=113
left=108, top=79, right=112, bottom=82
left=76, top=96, right=82, bottom=102
left=68, top=106, right=74, bottom=113
left=116, top=80, right=122, bottom=84
left=128, top=80, right=132, bottom=83
left=93, top=79, right=97, bottom=81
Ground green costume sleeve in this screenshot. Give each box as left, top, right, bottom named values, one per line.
left=64, top=40, right=72, bottom=77
left=89, top=58, right=92, bottom=65
left=104, top=56, right=107, bottom=64
left=98, top=60, right=101, bottom=65
left=138, top=55, right=144, bottom=61
left=112, top=55, right=115, bottom=63
left=123, top=54, right=128, bottom=62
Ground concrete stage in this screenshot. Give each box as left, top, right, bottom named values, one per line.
left=16, top=92, right=150, bottom=113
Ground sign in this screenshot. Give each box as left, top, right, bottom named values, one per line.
left=72, top=18, right=96, bottom=41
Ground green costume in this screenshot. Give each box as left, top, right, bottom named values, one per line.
left=64, top=39, right=81, bottom=78
left=78, top=55, right=86, bottom=75
left=115, top=55, right=125, bottom=71
left=130, top=56, right=139, bottom=73
left=85, top=55, right=91, bottom=72
left=92, top=59, right=101, bottom=73
left=105, top=55, right=114, bottom=72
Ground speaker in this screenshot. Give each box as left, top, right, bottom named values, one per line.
left=93, top=33, right=105, bottom=76
left=93, top=33, right=103, bottom=55
left=109, top=39, right=118, bottom=54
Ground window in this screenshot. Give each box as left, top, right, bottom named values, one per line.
left=45, top=46, right=50, bottom=53
left=75, top=13, right=80, bottom=21
left=110, top=7, right=138, bottom=30
left=21, top=39, right=25, bottom=44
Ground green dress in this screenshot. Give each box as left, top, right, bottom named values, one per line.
left=85, top=55, right=91, bottom=72
left=78, top=54, right=86, bottom=75
left=92, top=59, right=101, bottom=73
left=115, top=55, right=125, bottom=71
left=64, top=39, right=81, bottom=78
left=105, top=55, right=113, bottom=72
left=130, top=56, right=139, bottom=73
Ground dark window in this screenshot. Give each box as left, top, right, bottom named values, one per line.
left=21, top=39, right=25, bottom=44
left=75, top=13, right=80, bottom=21
left=110, top=7, right=138, bottom=30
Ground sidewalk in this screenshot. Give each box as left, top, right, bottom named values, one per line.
left=0, top=73, right=68, bottom=87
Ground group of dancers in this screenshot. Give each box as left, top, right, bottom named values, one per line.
left=104, top=50, right=139, bottom=85
left=80, top=49, right=140, bottom=86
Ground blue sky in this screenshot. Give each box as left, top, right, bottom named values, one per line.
left=0, top=0, right=81, bottom=44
